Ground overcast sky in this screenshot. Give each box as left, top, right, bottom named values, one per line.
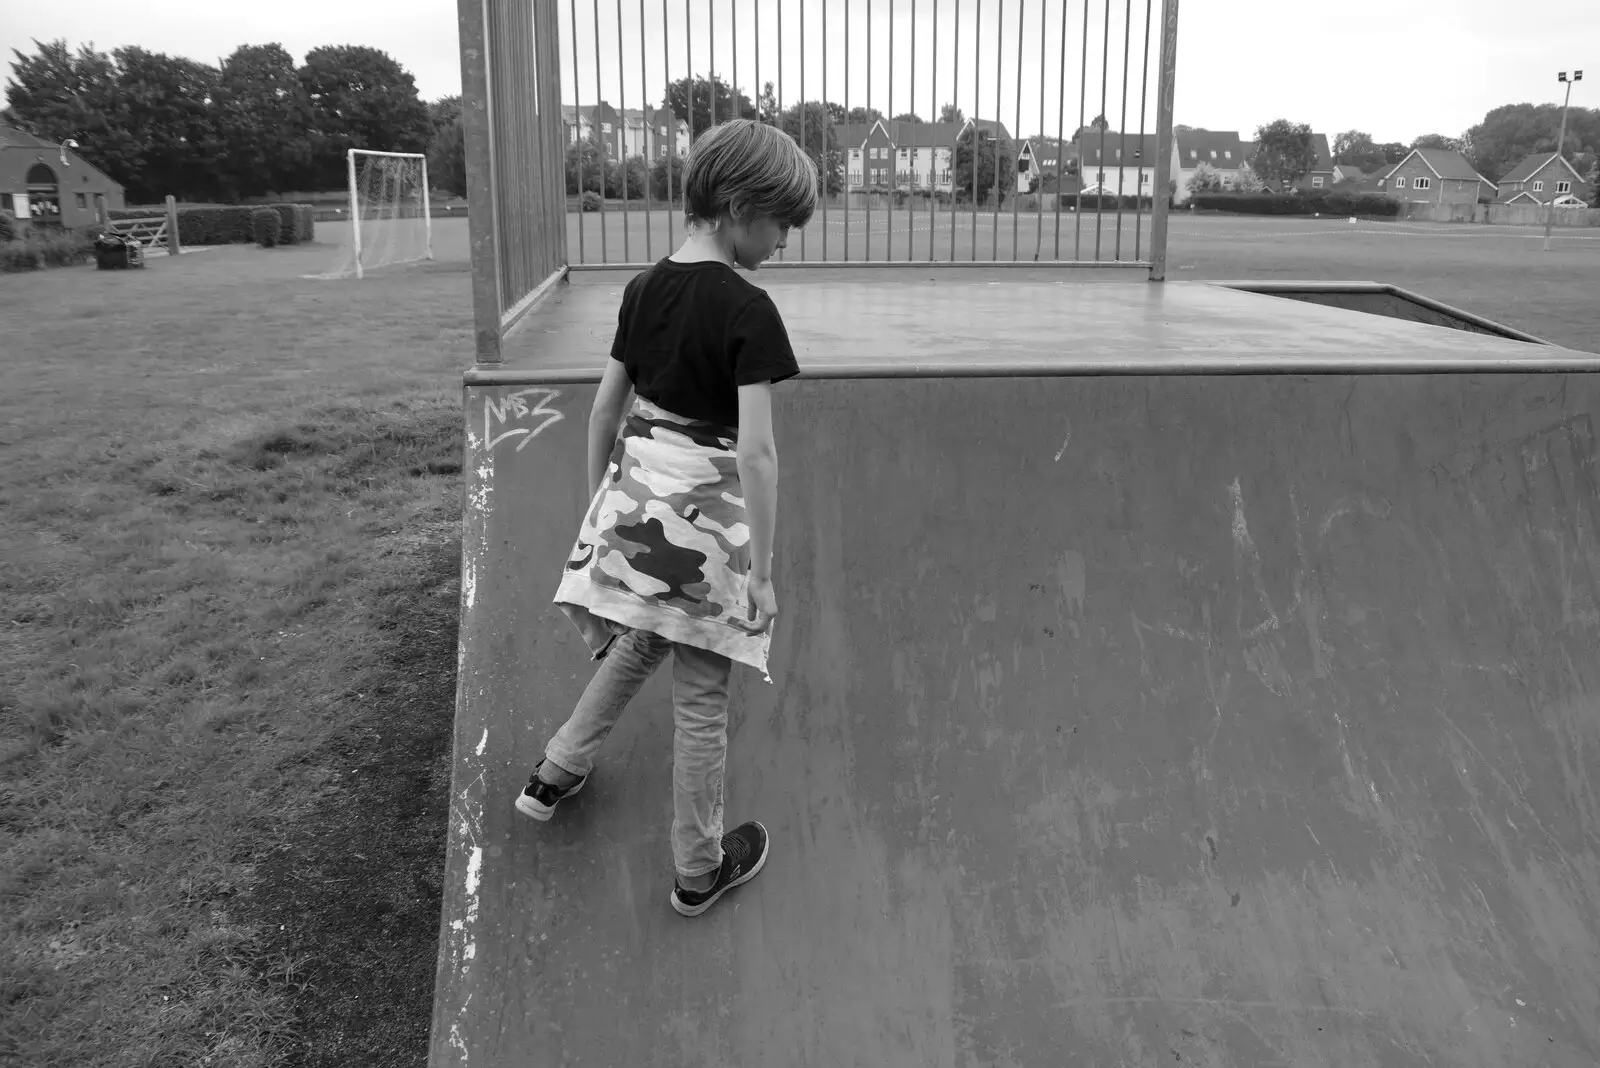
left=3, top=0, right=1593, bottom=146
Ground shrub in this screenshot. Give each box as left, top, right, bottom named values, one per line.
left=108, top=203, right=315, bottom=246
left=1188, top=191, right=1399, bottom=217
left=0, top=213, right=17, bottom=243
left=252, top=208, right=280, bottom=248
left=0, top=227, right=95, bottom=272
left=580, top=191, right=602, bottom=212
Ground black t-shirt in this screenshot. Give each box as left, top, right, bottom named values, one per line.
left=609, top=258, right=800, bottom=428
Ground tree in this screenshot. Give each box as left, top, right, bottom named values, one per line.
left=299, top=45, right=432, bottom=190
left=1186, top=161, right=1222, bottom=196
left=756, top=82, right=778, bottom=124
left=3, top=39, right=139, bottom=194
left=566, top=139, right=604, bottom=195
left=1410, top=132, right=1461, bottom=153
left=426, top=94, right=467, bottom=197
left=938, top=103, right=964, bottom=124
left=214, top=43, right=311, bottom=199
left=893, top=112, right=923, bottom=124
left=1251, top=119, right=1316, bottom=188
left=112, top=46, right=226, bottom=202
left=665, top=74, right=752, bottom=139
left=1333, top=129, right=1382, bottom=169
left=954, top=127, right=1014, bottom=203
left=650, top=151, right=686, bottom=202
left=1236, top=162, right=1266, bottom=193
left=844, top=105, right=883, bottom=125
left=777, top=100, right=842, bottom=194
left=1463, top=102, right=1600, bottom=180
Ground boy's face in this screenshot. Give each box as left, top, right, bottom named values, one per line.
left=730, top=213, right=790, bottom=269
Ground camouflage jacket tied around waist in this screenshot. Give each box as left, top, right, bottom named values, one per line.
left=553, top=396, right=773, bottom=681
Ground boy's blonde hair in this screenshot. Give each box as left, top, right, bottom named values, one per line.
left=681, top=119, right=819, bottom=230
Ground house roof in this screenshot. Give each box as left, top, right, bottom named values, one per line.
left=1309, top=133, right=1332, bottom=167
left=0, top=125, right=55, bottom=150
left=1077, top=131, right=1163, bottom=168
left=1388, top=147, right=1494, bottom=184
left=834, top=119, right=1011, bottom=149
left=1176, top=129, right=1244, bottom=169
left=1498, top=152, right=1582, bottom=184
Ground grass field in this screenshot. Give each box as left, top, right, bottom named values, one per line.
left=2, top=212, right=1597, bottom=1068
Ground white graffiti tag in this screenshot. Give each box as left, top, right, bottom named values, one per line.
left=485, top=388, right=564, bottom=452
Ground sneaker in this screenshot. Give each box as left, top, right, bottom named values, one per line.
left=514, top=759, right=587, bottom=822
left=670, top=821, right=769, bottom=917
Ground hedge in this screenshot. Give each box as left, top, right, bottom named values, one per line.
left=1, top=227, right=95, bottom=272
left=1187, top=192, right=1400, bottom=217
left=107, top=203, right=315, bottom=246
left=252, top=208, right=280, bottom=248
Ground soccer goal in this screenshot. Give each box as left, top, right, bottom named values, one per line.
left=308, top=149, right=433, bottom=279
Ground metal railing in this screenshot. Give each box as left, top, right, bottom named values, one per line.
left=457, top=0, right=1179, bottom=361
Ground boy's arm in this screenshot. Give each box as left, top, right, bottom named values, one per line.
left=736, top=382, right=778, bottom=580
left=588, top=359, right=634, bottom=495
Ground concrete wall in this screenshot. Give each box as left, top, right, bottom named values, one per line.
left=1400, top=200, right=1600, bottom=227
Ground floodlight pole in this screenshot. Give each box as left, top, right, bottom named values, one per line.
left=1543, top=69, right=1581, bottom=253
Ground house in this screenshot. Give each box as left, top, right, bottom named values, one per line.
left=833, top=118, right=1011, bottom=195
left=1291, top=133, right=1337, bottom=192
left=563, top=103, right=687, bottom=160
left=1076, top=129, right=1178, bottom=198
left=1030, top=138, right=1080, bottom=191
left=1495, top=152, right=1592, bottom=207
left=1173, top=129, right=1245, bottom=201
left=1379, top=148, right=1495, bottom=206
left=1, top=125, right=125, bottom=230
left=1331, top=162, right=1369, bottom=186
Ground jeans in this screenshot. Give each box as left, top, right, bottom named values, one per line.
left=544, top=628, right=733, bottom=879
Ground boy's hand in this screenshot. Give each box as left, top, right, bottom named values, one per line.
left=741, top=574, right=777, bottom=634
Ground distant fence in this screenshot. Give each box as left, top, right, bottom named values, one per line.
left=1400, top=201, right=1600, bottom=228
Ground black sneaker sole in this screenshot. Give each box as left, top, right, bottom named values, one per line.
left=671, top=823, right=769, bottom=917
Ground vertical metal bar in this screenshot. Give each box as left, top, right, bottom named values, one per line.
left=1054, top=0, right=1066, bottom=259
left=929, top=0, right=937, bottom=261
left=1012, top=0, right=1024, bottom=260
left=777, top=0, right=786, bottom=259
left=821, top=0, right=829, bottom=260
left=949, top=0, right=959, bottom=260
left=992, top=0, right=1003, bottom=261
left=593, top=0, right=608, bottom=260
left=887, top=0, right=894, bottom=261
left=1147, top=0, right=1178, bottom=281
left=641, top=0, right=653, bottom=260
left=1115, top=0, right=1131, bottom=259
left=617, top=0, right=631, bottom=261
left=843, top=0, right=849, bottom=261
left=1075, top=0, right=1087, bottom=258
left=663, top=0, right=674, bottom=247
left=571, top=0, right=586, bottom=264
left=800, top=0, right=807, bottom=259
left=970, top=0, right=979, bottom=258
left=1095, top=0, right=1110, bottom=260
left=1135, top=0, right=1151, bottom=260
left=457, top=0, right=502, bottom=362
left=709, top=0, right=716, bottom=128
left=1033, top=0, right=1045, bottom=259
left=685, top=0, right=694, bottom=155
left=909, top=0, right=917, bottom=262
left=732, top=0, right=738, bottom=119
left=865, top=0, right=872, bottom=261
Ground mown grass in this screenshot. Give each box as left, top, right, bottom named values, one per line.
left=1, top=235, right=474, bottom=1067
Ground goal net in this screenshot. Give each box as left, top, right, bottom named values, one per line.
left=306, top=150, right=433, bottom=279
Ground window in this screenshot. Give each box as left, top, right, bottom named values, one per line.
left=1096, top=171, right=1105, bottom=182
left=1413, top=177, right=1431, bottom=190
left=602, top=122, right=612, bottom=133
left=1140, top=171, right=1150, bottom=185
left=1395, top=176, right=1407, bottom=188
left=1189, top=149, right=1197, bottom=159
left=1209, top=149, right=1217, bottom=159
left=1533, top=180, right=1544, bottom=192
left=659, top=125, right=666, bottom=136
left=1224, top=150, right=1232, bottom=160
left=1312, top=176, right=1324, bottom=188
left=1556, top=181, right=1571, bottom=194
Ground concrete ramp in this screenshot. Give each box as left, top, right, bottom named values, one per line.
left=436, top=370, right=1600, bottom=1067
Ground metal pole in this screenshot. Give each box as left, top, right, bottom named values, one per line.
left=991, top=0, right=1002, bottom=261
left=593, top=0, right=608, bottom=260
left=1075, top=0, right=1087, bottom=258
left=949, top=0, right=959, bottom=261
left=1147, top=0, right=1179, bottom=281
left=888, top=0, right=895, bottom=261
left=910, top=0, right=917, bottom=261
left=1134, top=0, right=1151, bottom=259
left=1543, top=74, right=1575, bottom=253
left=800, top=0, right=807, bottom=259
left=843, top=0, right=849, bottom=260
left=348, top=149, right=364, bottom=278
left=420, top=158, right=433, bottom=260
left=1053, top=0, right=1066, bottom=259
left=971, top=0, right=979, bottom=258
left=709, top=0, right=716, bottom=127
left=1115, top=0, right=1132, bottom=259
left=866, top=0, right=873, bottom=261
left=1014, top=0, right=1025, bottom=259
left=571, top=0, right=586, bottom=264
left=1095, top=0, right=1109, bottom=260
left=777, top=0, right=786, bottom=260
left=617, top=0, right=630, bottom=262
left=641, top=0, right=652, bottom=260
left=822, top=0, right=829, bottom=260
left=663, top=0, right=673, bottom=244
left=1033, top=0, right=1045, bottom=260
left=930, top=0, right=938, bottom=261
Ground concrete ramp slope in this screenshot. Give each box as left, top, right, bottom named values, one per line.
left=434, top=372, right=1600, bottom=1068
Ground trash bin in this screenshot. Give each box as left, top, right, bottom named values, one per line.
left=94, top=233, right=146, bottom=270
